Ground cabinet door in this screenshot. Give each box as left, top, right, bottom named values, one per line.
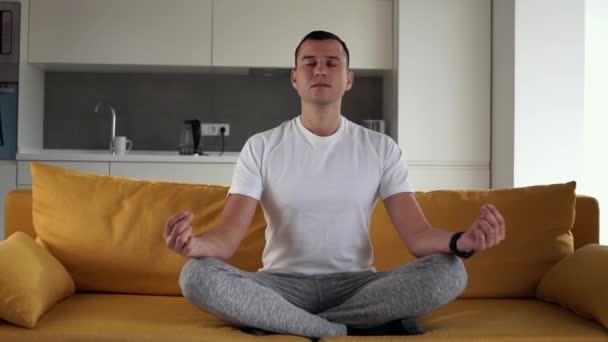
left=28, top=0, right=212, bottom=66
left=213, top=0, right=393, bottom=69
left=17, top=161, right=109, bottom=186
left=110, top=162, right=235, bottom=185
left=397, top=0, right=491, bottom=176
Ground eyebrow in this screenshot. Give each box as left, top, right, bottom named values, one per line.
left=301, top=56, right=342, bottom=62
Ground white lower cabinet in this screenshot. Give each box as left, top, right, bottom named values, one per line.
left=109, top=162, right=235, bottom=186
left=16, top=161, right=236, bottom=186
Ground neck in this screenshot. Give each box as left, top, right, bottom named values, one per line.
left=300, top=101, right=342, bottom=136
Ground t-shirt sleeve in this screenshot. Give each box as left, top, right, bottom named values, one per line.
left=228, top=136, right=263, bottom=200
left=379, top=138, right=413, bottom=199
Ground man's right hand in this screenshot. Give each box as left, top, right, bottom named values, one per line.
left=163, top=194, right=260, bottom=260
left=164, top=211, right=201, bottom=257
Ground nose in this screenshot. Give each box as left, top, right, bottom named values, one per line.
left=314, top=63, right=327, bottom=77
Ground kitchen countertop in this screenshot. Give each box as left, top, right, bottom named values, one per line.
left=16, top=149, right=240, bottom=163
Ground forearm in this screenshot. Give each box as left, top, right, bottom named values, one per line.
left=404, top=226, right=455, bottom=258
left=191, top=228, right=237, bottom=260
left=188, top=194, right=257, bottom=260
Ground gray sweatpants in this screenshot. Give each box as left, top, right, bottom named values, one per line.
left=179, top=253, right=467, bottom=338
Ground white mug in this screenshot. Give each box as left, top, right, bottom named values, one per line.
left=362, top=119, right=386, bottom=134
left=110, top=136, right=133, bottom=155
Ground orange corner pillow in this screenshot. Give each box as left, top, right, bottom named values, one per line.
left=537, top=244, right=608, bottom=329
left=0, top=232, right=75, bottom=328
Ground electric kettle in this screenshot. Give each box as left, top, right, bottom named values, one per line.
left=178, top=119, right=204, bottom=155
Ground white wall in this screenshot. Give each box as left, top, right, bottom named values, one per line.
left=492, top=0, right=586, bottom=188
left=492, top=0, right=605, bottom=244
left=513, top=0, right=585, bottom=187
left=583, top=0, right=608, bottom=245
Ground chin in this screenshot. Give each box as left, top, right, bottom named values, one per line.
left=308, top=99, right=337, bottom=106
left=306, top=94, right=338, bottom=103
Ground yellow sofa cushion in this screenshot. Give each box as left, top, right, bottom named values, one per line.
left=537, top=244, right=608, bottom=329
left=0, top=294, right=309, bottom=342
left=0, top=295, right=605, bottom=341
left=0, top=232, right=75, bottom=328
left=415, top=299, right=608, bottom=342
left=371, top=182, right=576, bottom=298
left=31, top=162, right=267, bottom=296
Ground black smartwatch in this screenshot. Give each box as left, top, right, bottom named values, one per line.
left=449, top=232, right=476, bottom=259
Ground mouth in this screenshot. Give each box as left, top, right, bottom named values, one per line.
left=311, top=83, right=331, bottom=88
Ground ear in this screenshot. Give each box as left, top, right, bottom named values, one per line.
left=345, top=70, right=355, bottom=91
left=291, top=69, right=298, bottom=90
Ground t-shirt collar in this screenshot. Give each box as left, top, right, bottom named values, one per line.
left=295, top=115, right=346, bottom=144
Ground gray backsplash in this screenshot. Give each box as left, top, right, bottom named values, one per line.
left=44, top=71, right=383, bottom=152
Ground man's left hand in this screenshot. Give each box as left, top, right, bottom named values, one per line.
left=457, top=204, right=506, bottom=252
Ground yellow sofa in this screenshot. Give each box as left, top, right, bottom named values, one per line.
left=0, top=162, right=607, bottom=342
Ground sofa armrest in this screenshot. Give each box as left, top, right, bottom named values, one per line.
left=4, top=188, right=35, bottom=240
left=536, top=244, right=608, bottom=329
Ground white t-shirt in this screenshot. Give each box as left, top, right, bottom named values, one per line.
left=228, top=115, right=412, bottom=274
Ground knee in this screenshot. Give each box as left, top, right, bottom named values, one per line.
left=179, top=257, right=223, bottom=302
left=428, top=253, right=468, bottom=298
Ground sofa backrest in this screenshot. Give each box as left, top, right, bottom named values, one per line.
left=2, top=164, right=599, bottom=298
left=4, top=190, right=599, bottom=252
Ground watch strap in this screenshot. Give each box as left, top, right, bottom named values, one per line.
left=450, top=231, right=476, bottom=259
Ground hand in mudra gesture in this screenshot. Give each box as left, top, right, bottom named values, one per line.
left=458, top=204, right=506, bottom=252
left=164, top=211, right=201, bottom=257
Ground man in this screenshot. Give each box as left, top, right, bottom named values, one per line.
left=164, top=31, right=505, bottom=338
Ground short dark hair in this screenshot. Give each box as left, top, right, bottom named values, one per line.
left=294, top=30, right=350, bottom=68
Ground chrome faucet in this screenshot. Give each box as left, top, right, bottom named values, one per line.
left=93, top=101, right=117, bottom=154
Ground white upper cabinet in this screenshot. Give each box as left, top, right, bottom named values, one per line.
left=212, top=0, right=393, bottom=69
left=28, top=0, right=213, bottom=66
left=397, top=0, right=491, bottom=165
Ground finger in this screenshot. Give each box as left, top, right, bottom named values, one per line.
left=486, top=205, right=505, bottom=225
left=476, top=229, right=486, bottom=250
left=481, top=219, right=497, bottom=248
left=169, top=221, right=192, bottom=250
left=175, top=228, right=192, bottom=255
left=488, top=206, right=506, bottom=240
left=167, top=211, right=191, bottom=229
left=180, top=236, right=194, bottom=257
left=480, top=218, right=499, bottom=247
left=164, top=211, right=191, bottom=238
left=170, top=221, right=192, bottom=250
left=482, top=209, right=500, bottom=231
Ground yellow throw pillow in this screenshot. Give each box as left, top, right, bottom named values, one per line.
left=537, top=244, right=608, bottom=329
left=0, top=232, right=75, bottom=328
left=371, top=182, right=576, bottom=298
left=31, top=162, right=266, bottom=296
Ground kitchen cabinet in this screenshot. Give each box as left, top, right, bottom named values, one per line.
left=394, top=0, right=491, bottom=189
left=26, top=0, right=391, bottom=69
left=0, top=161, right=17, bottom=239
left=109, top=162, right=235, bottom=185
left=212, top=0, right=393, bottom=69
left=28, top=0, right=213, bottom=66
left=17, top=161, right=110, bottom=186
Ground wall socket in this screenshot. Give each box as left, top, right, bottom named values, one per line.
left=200, top=123, right=230, bottom=136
